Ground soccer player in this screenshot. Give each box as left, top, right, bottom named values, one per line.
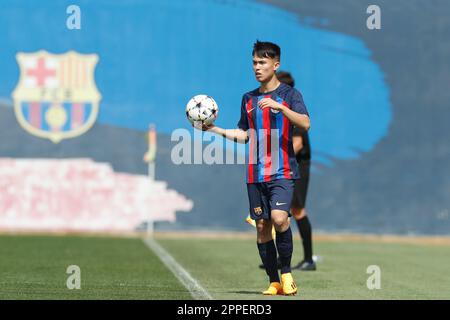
left=194, top=41, right=311, bottom=295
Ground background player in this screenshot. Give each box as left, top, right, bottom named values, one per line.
left=194, top=41, right=311, bottom=295
left=254, top=71, right=316, bottom=271
left=277, top=71, right=316, bottom=271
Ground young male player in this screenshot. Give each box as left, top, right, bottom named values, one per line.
left=194, top=41, right=310, bottom=295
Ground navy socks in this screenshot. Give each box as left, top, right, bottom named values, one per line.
left=275, top=227, right=293, bottom=274
left=257, top=240, right=280, bottom=283
left=296, top=216, right=313, bottom=262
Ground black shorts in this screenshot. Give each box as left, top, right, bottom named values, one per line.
left=247, top=179, right=295, bottom=220
left=291, top=160, right=310, bottom=209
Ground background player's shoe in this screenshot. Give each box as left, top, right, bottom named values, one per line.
left=245, top=215, right=276, bottom=238
left=262, top=282, right=283, bottom=295
left=293, top=260, right=316, bottom=271
left=281, top=273, right=298, bottom=295
left=245, top=215, right=256, bottom=227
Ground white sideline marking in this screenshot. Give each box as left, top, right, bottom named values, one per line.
left=143, top=237, right=213, bottom=300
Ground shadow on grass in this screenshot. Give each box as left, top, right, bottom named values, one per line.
left=231, top=291, right=262, bottom=295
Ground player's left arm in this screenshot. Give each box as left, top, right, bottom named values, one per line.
left=281, top=106, right=310, bottom=131
left=258, top=98, right=310, bottom=131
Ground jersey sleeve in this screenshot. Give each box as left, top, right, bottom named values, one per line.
left=290, top=89, right=309, bottom=116
left=237, top=95, right=249, bottom=131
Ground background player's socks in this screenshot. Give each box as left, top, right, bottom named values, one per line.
left=275, top=227, right=293, bottom=274
left=257, top=240, right=280, bottom=283
left=296, top=216, right=313, bottom=262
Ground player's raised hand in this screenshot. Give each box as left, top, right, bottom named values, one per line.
left=258, top=98, right=284, bottom=112
left=192, top=121, right=215, bottom=132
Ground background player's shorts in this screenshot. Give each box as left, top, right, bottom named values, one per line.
left=291, top=160, right=310, bottom=209
left=247, top=179, right=295, bottom=220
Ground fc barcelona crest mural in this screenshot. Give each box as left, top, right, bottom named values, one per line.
left=12, top=51, right=102, bottom=143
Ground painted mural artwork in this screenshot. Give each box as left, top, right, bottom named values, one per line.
left=0, top=0, right=448, bottom=235
left=1, top=0, right=391, bottom=164
left=0, top=158, right=193, bottom=232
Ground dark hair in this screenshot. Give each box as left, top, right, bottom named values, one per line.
left=276, top=71, right=295, bottom=87
left=252, top=40, right=281, bottom=60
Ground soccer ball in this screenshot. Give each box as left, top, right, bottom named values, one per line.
left=185, top=95, right=219, bottom=126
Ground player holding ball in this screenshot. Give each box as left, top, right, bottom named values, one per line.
left=192, top=41, right=311, bottom=295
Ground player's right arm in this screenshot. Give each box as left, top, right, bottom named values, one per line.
left=192, top=122, right=249, bottom=144
left=210, top=126, right=249, bottom=144
left=192, top=95, right=250, bottom=144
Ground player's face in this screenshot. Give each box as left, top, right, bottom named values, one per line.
left=252, top=55, right=280, bottom=83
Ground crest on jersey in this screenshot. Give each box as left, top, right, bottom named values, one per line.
left=12, top=51, right=102, bottom=143
left=254, top=207, right=263, bottom=216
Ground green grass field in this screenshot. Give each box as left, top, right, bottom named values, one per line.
left=1, top=233, right=450, bottom=300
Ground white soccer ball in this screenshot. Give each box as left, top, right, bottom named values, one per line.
left=185, top=95, right=219, bottom=126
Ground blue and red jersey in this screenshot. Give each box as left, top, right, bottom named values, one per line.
left=237, top=82, right=309, bottom=184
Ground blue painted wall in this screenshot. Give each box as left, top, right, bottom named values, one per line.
left=1, top=0, right=450, bottom=235
left=0, top=0, right=391, bottom=164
